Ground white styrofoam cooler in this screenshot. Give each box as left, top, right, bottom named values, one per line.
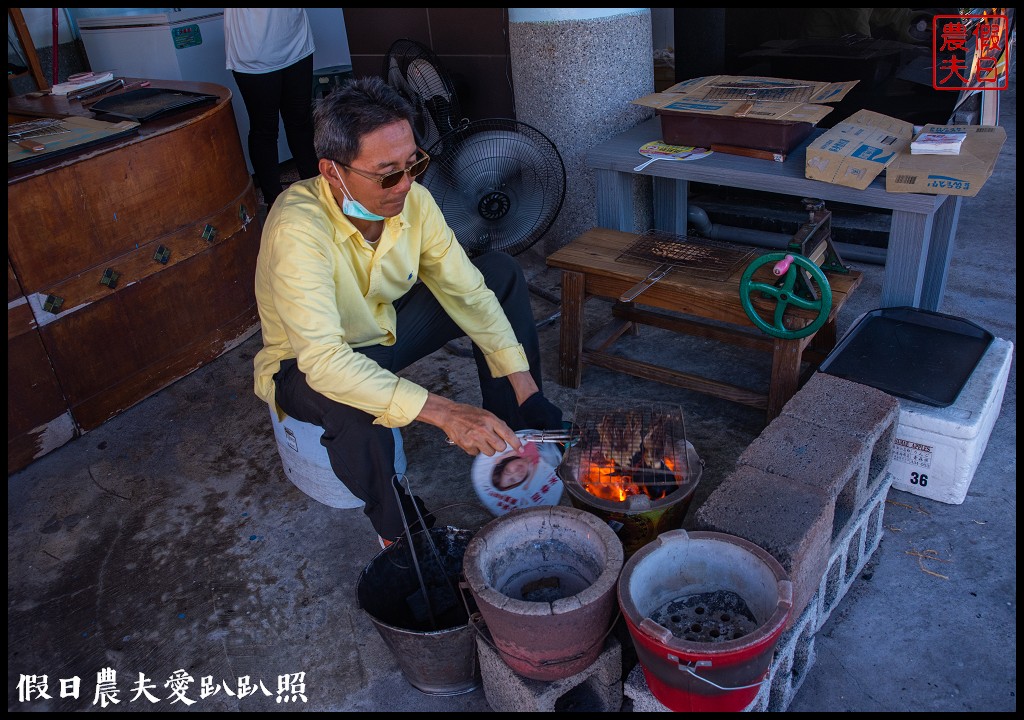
left=269, top=408, right=406, bottom=509
left=888, top=338, right=1013, bottom=504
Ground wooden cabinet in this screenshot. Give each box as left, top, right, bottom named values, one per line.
left=8, top=80, right=262, bottom=474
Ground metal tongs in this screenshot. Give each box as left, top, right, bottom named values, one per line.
left=515, top=428, right=580, bottom=446
left=446, top=427, right=580, bottom=446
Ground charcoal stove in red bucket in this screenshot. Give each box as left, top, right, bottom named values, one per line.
left=556, top=401, right=703, bottom=558
left=617, top=529, right=793, bottom=711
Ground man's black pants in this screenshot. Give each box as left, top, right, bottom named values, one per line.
left=232, top=54, right=320, bottom=208
left=272, top=251, right=544, bottom=540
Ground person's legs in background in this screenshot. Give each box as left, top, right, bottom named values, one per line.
left=468, top=251, right=545, bottom=428
left=232, top=67, right=286, bottom=208
left=277, top=54, right=320, bottom=181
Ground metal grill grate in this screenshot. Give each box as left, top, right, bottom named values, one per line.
left=617, top=230, right=757, bottom=281
left=8, top=119, right=70, bottom=140
left=702, top=81, right=814, bottom=103
left=564, top=399, right=691, bottom=500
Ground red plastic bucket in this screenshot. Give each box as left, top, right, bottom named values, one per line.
left=617, top=529, right=793, bottom=711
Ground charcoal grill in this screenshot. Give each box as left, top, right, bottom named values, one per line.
left=557, top=399, right=703, bottom=557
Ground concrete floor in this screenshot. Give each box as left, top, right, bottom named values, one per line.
left=8, top=77, right=1015, bottom=711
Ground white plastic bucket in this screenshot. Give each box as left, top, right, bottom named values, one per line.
left=269, top=407, right=406, bottom=509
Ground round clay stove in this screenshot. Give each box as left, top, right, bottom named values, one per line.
left=461, top=505, right=624, bottom=681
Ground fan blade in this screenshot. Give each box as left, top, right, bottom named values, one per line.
left=421, top=120, right=566, bottom=256
left=407, top=58, right=451, bottom=101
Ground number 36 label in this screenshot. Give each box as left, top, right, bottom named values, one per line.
left=891, top=436, right=958, bottom=493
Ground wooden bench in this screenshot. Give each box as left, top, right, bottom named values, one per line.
left=546, top=227, right=863, bottom=423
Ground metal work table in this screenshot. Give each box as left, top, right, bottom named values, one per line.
left=588, top=117, right=963, bottom=311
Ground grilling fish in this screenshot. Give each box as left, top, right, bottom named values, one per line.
left=641, top=414, right=671, bottom=468
left=597, top=412, right=643, bottom=467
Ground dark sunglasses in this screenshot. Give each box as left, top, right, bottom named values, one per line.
left=342, top=150, right=430, bottom=189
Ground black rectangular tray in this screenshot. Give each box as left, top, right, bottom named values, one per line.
left=89, top=88, right=217, bottom=123
left=818, top=307, right=994, bottom=407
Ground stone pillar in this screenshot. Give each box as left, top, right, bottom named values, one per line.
left=508, top=8, right=655, bottom=258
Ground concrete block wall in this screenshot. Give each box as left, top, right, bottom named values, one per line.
left=780, top=373, right=900, bottom=514
left=695, top=372, right=900, bottom=621
left=813, top=468, right=891, bottom=632
left=623, top=372, right=900, bottom=711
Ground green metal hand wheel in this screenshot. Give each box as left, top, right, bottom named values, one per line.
left=739, top=252, right=832, bottom=340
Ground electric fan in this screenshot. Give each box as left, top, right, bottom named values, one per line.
left=419, top=118, right=567, bottom=258
left=382, top=39, right=464, bottom=151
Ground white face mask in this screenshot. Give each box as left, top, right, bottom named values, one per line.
left=332, top=161, right=385, bottom=221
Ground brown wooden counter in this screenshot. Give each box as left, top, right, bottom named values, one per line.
left=8, top=79, right=262, bottom=474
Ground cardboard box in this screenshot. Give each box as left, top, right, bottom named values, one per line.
left=886, top=123, right=1007, bottom=196
left=633, top=75, right=858, bottom=154
left=889, top=338, right=1013, bottom=505
left=804, top=109, right=913, bottom=190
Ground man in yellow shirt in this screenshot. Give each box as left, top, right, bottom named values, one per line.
left=253, top=77, right=562, bottom=545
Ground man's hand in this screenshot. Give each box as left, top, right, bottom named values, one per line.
left=418, top=393, right=521, bottom=456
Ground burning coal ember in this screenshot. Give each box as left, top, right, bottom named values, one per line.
left=578, top=410, right=688, bottom=503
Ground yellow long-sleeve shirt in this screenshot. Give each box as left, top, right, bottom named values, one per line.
left=253, top=176, right=529, bottom=427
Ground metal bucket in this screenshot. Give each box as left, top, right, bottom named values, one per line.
left=356, top=526, right=480, bottom=695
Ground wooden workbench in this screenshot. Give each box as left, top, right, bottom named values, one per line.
left=547, top=227, right=863, bottom=423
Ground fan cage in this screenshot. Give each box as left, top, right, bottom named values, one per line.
left=382, top=39, right=464, bottom=152
left=420, top=118, right=566, bottom=258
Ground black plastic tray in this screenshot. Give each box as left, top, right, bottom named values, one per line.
left=89, top=88, right=217, bottom=123
left=818, top=307, right=994, bottom=407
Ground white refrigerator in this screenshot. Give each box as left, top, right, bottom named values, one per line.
left=75, top=8, right=351, bottom=173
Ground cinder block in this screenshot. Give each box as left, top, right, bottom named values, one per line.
left=781, top=372, right=900, bottom=508
left=477, top=631, right=622, bottom=712
left=623, top=664, right=670, bottom=712
left=764, top=592, right=818, bottom=711
left=738, top=414, right=872, bottom=543
left=887, top=338, right=1013, bottom=505
left=815, top=471, right=894, bottom=631
left=691, top=466, right=832, bottom=626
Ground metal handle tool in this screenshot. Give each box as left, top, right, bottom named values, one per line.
left=13, top=138, right=45, bottom=152
left=71, top=78, right=124, bottom=101
left=515, top=429, right=580, bottom=445
left=446, top=428, right=580, bottom=446
left=619, top=263, right=673, bottom=302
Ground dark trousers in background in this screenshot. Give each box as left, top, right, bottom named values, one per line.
left=273, top=251, right=544, bottom=540
left=232, top=54, right=320, bottom=208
